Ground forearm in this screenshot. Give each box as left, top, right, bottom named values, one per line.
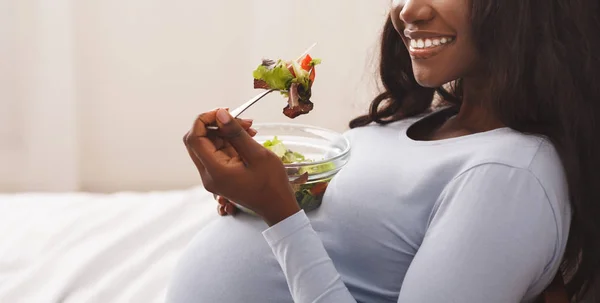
left=263, top=210, right=357, bottom=303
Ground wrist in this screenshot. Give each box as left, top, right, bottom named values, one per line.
left=259, top=194, right=301, bottom=227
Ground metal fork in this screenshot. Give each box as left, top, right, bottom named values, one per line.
left=206, top=89, right=275, bottom=130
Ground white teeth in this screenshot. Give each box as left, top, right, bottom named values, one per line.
left=410, top=37, right=454, bottom=49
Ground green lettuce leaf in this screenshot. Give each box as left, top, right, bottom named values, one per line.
left=262, top=136, right=287, bottom=158
left=282, top=150, right=306, bottom=164
left=298, top=161, right=335, bottom=175
left=263, top=136, right=309, bottom=164
left=289, top=61, right=311, bottom=92
left=263, top=136, right=335, bottom=172
left=252, top=61, right=294, bottom=91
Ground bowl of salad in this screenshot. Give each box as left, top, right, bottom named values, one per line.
left=233, top=123, right=351, bottom=215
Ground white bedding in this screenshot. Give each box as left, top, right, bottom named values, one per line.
left=0, top=187, right=218, bottom=303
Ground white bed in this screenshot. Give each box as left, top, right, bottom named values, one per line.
left=0, top=187, right=218, bottom=303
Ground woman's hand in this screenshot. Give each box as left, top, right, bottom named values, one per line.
left=183, top=113, right=248, bottom=217
left=183, top=108, right=301, bottom=226
left=216, top=195, right=238, bottom=216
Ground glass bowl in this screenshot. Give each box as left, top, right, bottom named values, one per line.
left=233, top=122, right=351, bottom=215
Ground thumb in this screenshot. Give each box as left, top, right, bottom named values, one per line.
left=216, top=109, right=263, bottom=163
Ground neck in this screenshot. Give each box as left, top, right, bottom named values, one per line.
left=452, top=77, right=505, bottom=132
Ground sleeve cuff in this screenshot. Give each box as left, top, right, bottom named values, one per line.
left=262, top=209, right=310, bottom=246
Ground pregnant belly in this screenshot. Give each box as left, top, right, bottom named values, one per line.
left=166, top=214, right=293, bottom=303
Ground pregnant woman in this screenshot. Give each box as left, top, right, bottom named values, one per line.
left=168, top=0, right=600, bottom=302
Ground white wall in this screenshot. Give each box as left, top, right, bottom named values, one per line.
left=0, top=0, right=20, bottom=191
left=1, top=0, right=390, bottom=193
left=0, top=0, right=78, bottom=192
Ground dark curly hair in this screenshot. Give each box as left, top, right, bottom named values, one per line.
left=350, top=2, right=600, bottom=302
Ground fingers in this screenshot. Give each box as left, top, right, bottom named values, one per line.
left=215, top=109, right=265, bottom=164
left=185, top=110, right=258, bottom=169
left=237, top=118, right=253, bottom=130
left=218, top=204, right=226, bottom=216
left=215, top=127, right=257, bottom=158
left=193, top=110, right=218, bottom=137
left=225, top=203, right=238, bottom=215
left=183, top=131, right=205, bottom=171
left=216, top=196, right=238, bottom=216
left=217, top=195, right=228, bottom=206
left=248, top=128, right=257, bottom=137
left=186, top=111, right=221, bottom=170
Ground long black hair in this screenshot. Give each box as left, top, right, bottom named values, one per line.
left=350, top=2, right=600, bottom=301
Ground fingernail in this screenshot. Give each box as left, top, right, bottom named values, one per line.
left=242, top=118, right=253, bottom=123
left=217, top=109, right=231, bottom=124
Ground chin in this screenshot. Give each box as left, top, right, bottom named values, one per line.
left=412, top=67, right=457, bottom=88
left=413, top=74, right=445, bottom=88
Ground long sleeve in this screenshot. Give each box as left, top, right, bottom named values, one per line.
left=397, top=164, right=560, bottom=302
left=263, top=164, right=561, bottom=303
left=263, top=210, right=357, bottom=302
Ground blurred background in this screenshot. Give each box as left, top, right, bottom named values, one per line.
left=0, top=0, right=390, bottom=193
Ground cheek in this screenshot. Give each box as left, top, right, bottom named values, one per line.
left=455, top=36, right=482, bottom=76
left=411, top=41, right=480, bottom=88
left=389, top=4, right=404, bottom=32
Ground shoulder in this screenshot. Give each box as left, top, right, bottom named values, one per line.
left=453, top=130, right=567, bottom=207
left=437, top=138, right=571, bottom=297
left=452, top=134, right=570, bottom=245
left=458, top=134, right=570, bottom=233
left=462, top=129, right=549, bottom=167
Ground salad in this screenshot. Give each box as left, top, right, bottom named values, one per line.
left=252, top=54, right=321, bottom=119
left=262, top=136, right=334, bottom=212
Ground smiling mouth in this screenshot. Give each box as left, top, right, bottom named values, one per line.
left=407, top=37, right=455, bottom=60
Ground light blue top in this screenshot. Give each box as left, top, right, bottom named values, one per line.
left=167, top=109, right=571, bottom=303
